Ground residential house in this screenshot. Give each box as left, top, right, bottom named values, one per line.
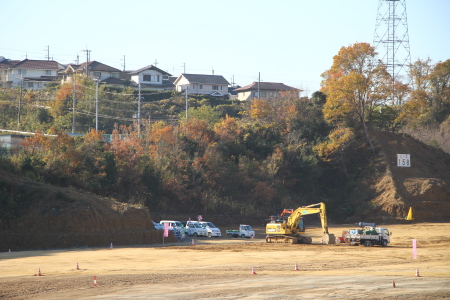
left=129, top=65, right=174, bottom=90
left=233, top=82, right=301, bottom=101
left=61, top=61, right=124, bottom=85
left=0, top=57, right=64, bottom=90
left=174, top=74, right=230, bottom=97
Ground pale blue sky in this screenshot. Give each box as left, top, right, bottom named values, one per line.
left=1, top=0, right=449, bottom=95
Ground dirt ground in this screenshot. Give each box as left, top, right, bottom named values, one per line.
left=1, top=223, right=450, bottom=299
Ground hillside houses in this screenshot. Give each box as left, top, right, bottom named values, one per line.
left=1, top=55, right=301, bottom=99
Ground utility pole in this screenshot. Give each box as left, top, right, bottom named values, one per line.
left=185, top=84, right=188, bottom=119
left=182, top=63, right=186, bottom=74
left=121, top=55, right=126, bottom=71
left=72, top=75, right=76, bottom=133
left=212, top=67, right=214, bottom=75
left=44, top=45, right=50, bottom=61
left=17, top=76, right=23, bottom=129
left=138, top=84, right=141, bottom=136
left=257, top=72, right=260, bottom=100
left=154, top=59, right=158, bottom=67
left=81, top=48, right=91, bottom=76
left=95, top=78, right=99, bottom=131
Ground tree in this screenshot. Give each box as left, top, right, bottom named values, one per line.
left=321, top=42, right=391, bottom=152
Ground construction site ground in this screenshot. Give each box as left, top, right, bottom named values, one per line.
left=1, top=222, right=450, bottom=299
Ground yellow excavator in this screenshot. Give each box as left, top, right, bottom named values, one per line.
left=265, top=202, right=335, bottom=244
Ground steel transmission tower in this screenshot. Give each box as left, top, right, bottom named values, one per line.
left=373, top=0, right=411, bottom=103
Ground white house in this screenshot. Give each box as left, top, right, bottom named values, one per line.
left=233, top=82, right=301, bottom=101
left=174, top=74, right=230, bottom=97
left=0, top=57, right=64, bottom=90
left=129, top=65, right=173, bottom=90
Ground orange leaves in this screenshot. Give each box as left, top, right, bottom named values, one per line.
left=248, top=99, right=272, bottom=119
left=313, top=125, right=354, bottom=161
left=214, top=115, right=241, bottom=143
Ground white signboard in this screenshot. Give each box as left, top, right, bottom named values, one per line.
left=397, top=154, right=411, bottom=167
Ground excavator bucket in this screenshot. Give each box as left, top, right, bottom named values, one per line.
left=322, top=233, right=336, bottom=244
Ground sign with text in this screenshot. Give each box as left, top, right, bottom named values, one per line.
left=197, top=215, right=203, bottom=221
left=397, top=154, right=411, bottom=167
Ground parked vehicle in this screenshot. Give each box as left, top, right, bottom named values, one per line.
left=344, top=222, right=391, bottom=246
left=185, top=221, right=208, bottom=237
left=198, top=221, right=222, bottom=238
left=152, top=221, right=164, bottom=230
left=159, top=220, right=184, bottom=231
left=226, top=225, right=255, bottom=238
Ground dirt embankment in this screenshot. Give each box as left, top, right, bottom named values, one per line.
left=0, top=171, right=175, bottom=251
left=350, top=130, right=450, bottom=222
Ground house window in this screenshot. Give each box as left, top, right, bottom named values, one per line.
left=143, top=75, right=151, bottom=81
left=44, top=70, right=52, bottom=75
left=212, top=85, right=218, bottom=90
left=111, top=73, right=119, bottom=78
left=19, top=69, right=27, bottom=75
left=163, top=75, right=168, bottom=80
left=199, top=85, right=203, bottom=89
left=27, top=82, right=34, bottom=88
left=157, top=75, right=160, bottom=82
left=94, top=72, right=101, bottom=78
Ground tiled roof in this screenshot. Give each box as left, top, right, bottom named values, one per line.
left=0, top=59, right=20, bottom=69
left=233, top=82, right=300, bottom=92
left=176, top=74, right=230, bottom=85
left=76, top=61, right=121, bottom=72
left=9, top=59, right=61, bottom=70
left=129, top=65, right=172, bottom=76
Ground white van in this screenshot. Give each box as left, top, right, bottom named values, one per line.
left=185, top=221, right=208, bottom=237
left=159, top=220, right=184, bottom=231
left=199, top=221, right=222, bottom=238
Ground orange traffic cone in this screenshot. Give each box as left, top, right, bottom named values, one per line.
left=191, top=239, right=195, bottom=246
left=294, top=262, right=299, bottom=271
left=415, top=269, right=421, bottom=277
left=251, top=266, right=257, bottom=275
left=93, top=276, right=97, bottom=286
left=76, top=262, right=80, bottom=270
left=110, top=243, right=113, bottom=249
left=37, top=267, right=42, bottom=276
left=392, top=280, right=396, bottom=288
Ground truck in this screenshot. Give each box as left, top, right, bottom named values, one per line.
left=344, top=222, right=391, bottom=247
left=265, top=202, right=335, bottom=244
left=226, top=225, right=255, bottom=238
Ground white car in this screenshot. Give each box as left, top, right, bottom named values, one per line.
left=199, top=221, right=222, bottom=238
left=159, top=220, right=184, bottom=231
left=185, top=221, right=208, bottom=237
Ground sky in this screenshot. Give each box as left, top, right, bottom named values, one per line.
left=1, top=0, right=449, bottom=96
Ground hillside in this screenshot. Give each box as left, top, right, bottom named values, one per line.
left=1, top=130, right=450, bottom=251
left=348, top=130, right=450, bottom=222
left=0, top=171, right=174, bottom=251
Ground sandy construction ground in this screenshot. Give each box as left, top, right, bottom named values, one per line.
left=1, top=223, right=450, bottom=299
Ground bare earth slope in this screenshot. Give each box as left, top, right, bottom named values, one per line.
left=0, top=170, right=174, bottom=252
left=350, top=130, right=450, bottom=222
